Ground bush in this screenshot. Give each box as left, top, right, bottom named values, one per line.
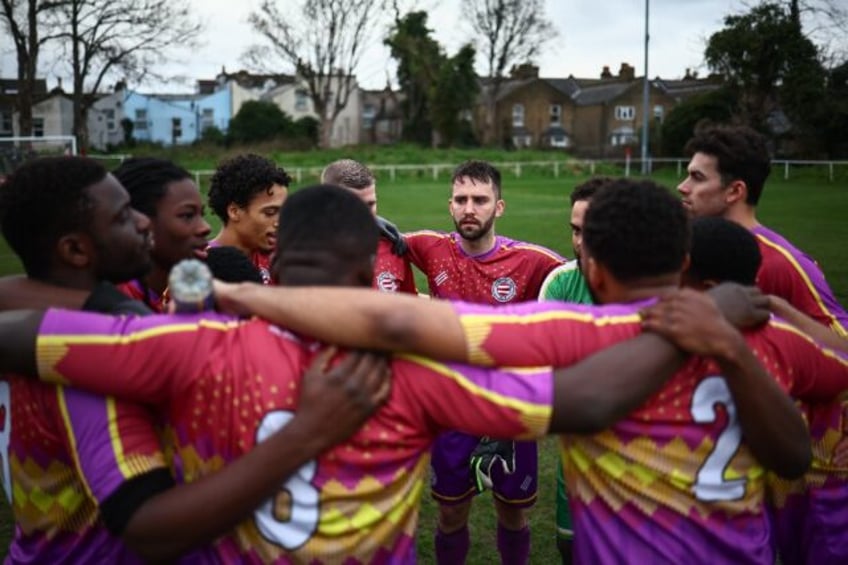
left=228, top=101, right=295, bottom=144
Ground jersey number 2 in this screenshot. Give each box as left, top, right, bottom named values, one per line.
left=254, top=410, right=319, bottom=549
left=690, top=376, right=746, bottom=501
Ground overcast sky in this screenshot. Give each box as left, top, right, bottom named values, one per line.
left=0, top=0, right=836, bottom=92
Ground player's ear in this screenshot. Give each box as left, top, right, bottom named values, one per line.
left=227, top=202, right=242, bottom=223
left=725, top=179, right=747, bottom=205
left=57, top=232, right=93, bottom=269
left=495, top=198, right=505, bottom=218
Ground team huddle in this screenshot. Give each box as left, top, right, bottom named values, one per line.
left=0, top=124, right=845, bottom=564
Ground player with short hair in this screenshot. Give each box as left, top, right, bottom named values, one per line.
left=404, top=160, right=564, bottom=564
left=0, top=183, right=794, bottom=563
left=679, top=125, right=847, bottom=333
left=537, top=176, right=611, bottom=563
left=207, top=153, right=291, bottom=284
left=321, top=158, right=417, bottom=293
left=679, top=125, right=848, bottom=563
left=205, top=245, right=265, bottom=284
left=0, top=158, right=388, bottom=562
left=206, top=180, right=848, bottom=564
left=112, top=157, right=212, bottom=311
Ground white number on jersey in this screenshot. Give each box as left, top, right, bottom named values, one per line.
left=690, top=376, right=746, bottom=501
left=254, top=410, right=319, bottom=549
left=0, top=382, right=11, bottom=504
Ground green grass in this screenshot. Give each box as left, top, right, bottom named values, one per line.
left=0, top=170, right=846, bottom=562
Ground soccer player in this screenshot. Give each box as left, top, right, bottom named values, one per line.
left=538, top=176, right=610, bottom=564
left=677, top=125, right=847, bottom=334
left=0, top=158, right=388, bottom=562
left=205, top=245, right=265, bottom=284
left=0, top=184, right=798, bottom=563
left=678, top=125, right=848, bottom=564
left=320, top=158, right=417, bottom=293
left=207, top=153, right=290, bottom=284
left=112, top=157, right=212, bottom=311
left=206, top=181, right=848, bottom=564
left=405, top=160, right=565, bottom=564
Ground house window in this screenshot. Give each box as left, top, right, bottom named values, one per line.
left=134, top=109, right=148, bottom=131
left=653, top=104, right=664, bottom=120
left=549, top=134, right=570, bottom=148
left=549, top=104, right=561, bottom=125
left=614, top=105, right=635, bottom=121
left=295, top=89, right=309, bottom=112
left=105, top=108, right=116, bottom=131
left=32, top=117, right=44, bottom=137
left=200, top=108, right=215, bottom=131
left=512, top=104, right=525, bottom=127
left=610, top=126, right=638, bottom=146
left=171, top=117, right=182, bottom=139
left=512, top=134, right=532, bottom=148
left=0, top=111, right=12, bottom=136
left=362, top=103, right=376, bottom=129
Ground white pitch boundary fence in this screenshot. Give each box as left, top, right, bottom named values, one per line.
left=185, top=158, right=848, bottom=188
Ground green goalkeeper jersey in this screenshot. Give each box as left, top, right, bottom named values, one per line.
left=538, top=259, right=593, bottom=304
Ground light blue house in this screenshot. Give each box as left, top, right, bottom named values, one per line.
left=123, top=86, right=231, bottom=145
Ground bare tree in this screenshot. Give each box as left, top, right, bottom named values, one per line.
left=463, top=0, right=556, bottom=145
left=1, top=0, right=57, bottom=136
left=246, top=0, right=381, bottom=149
left=45, top=0, right=202, bottom=150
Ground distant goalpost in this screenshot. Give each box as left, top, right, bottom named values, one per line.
left=0, top=135, right=78, bottom=178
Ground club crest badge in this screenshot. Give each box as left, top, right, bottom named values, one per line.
left=491, top=277, right=517, bottom=302
left=376, top=271, right=399, bottom=292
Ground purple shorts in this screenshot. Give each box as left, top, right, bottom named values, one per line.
left=430, top=430, right=537, bottom=507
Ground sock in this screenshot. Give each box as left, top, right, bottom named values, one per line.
left=497, top=523, right=530, bottom=565
left=435, top=525, right=470, bottom=565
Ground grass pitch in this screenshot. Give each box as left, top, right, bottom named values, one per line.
left=0, top=170, right=845, bottom=562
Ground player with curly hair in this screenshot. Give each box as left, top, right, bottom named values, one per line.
left=207, top=153, right=291, bottom=284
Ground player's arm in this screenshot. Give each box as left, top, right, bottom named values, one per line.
left=770, top=294, right=848, bottom=353
left=0, top=275, right=89, bottom=309
left=215, top=281, right=469, bottom=360
left=642, top=289, right=812, bottom=479
left=0, top=309, right=43, bottom=375
left=117, top=348, right=390, bottom=560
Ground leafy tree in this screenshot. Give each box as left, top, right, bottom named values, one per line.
left=293, top=116, right=320, bottom=146
left=430, top=44, right=479, bottom=147
left=228, top=101, right=294, bottom=144
left=246, top=0, right=380, bottom=149
left=384, top=10, right=441, bottom=145
left=660, top=88, right=737, bottom=155
left=705, top=2, right=826, bottom=139
left=463, top=0, right=556, bottom=144
left=385, top=10, right=478, bottom=147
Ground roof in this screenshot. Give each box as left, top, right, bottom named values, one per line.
left=573, top=81, right=633, bottom=106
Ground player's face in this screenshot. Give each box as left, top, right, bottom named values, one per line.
left=677, top=153, right=731, bottom=218
left=449, top=177, right=504, bottom=241
left=150, top=178, right=211, bottom=269
left=348, top=184, right=378, bottom=216
left=570, top=199, right=589, bottom=260
left=233, top=183, right=287, bottom=254
left=87, top=174, right=153, bottom=283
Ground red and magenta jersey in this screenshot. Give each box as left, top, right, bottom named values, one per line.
left=116, top=279, right=168, bottom=313
left=451, top=300, right=848, bottom=564
left=753, top=225, right=848, bottom=336
left=0, top=376, right=167, bottom=564
left=34, top=310, right=553, bottom=563
left=372, top=238, right=417, bottom=294
left=405, top=231, right=564, bottom=303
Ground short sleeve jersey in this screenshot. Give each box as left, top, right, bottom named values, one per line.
left=753, top=225, right=848, bottom=336
left=406, top=231, right=564, bottom=304
left=35, top=310, right=554, bottom=563
left=451, top=299, right=848, bottom=564
left=373, top=238, right=418, bottom=294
